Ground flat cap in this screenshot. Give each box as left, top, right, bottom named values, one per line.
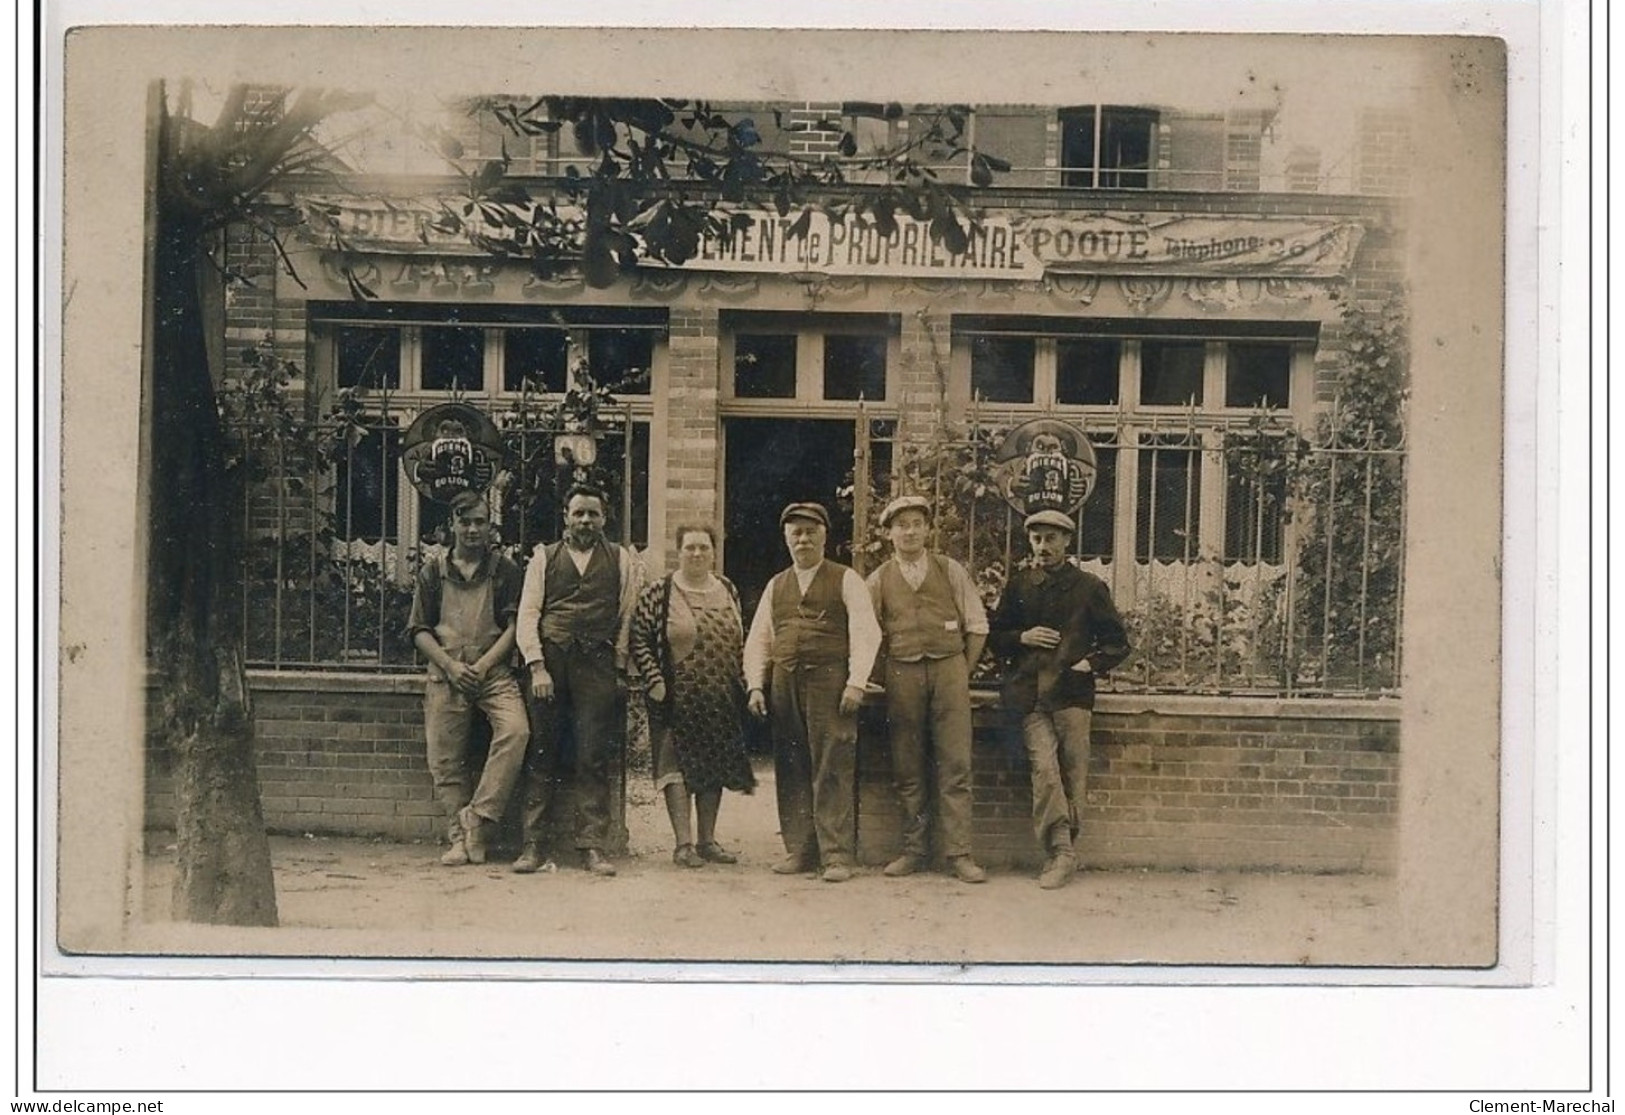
left=779, top=502, right=831, bottom=529
left=878, top=494, right=933, bottom=528
left=1023, top=509, right=1077, bottom=533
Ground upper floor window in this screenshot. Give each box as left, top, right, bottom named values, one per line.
left=1058, top=106, right=1158, bottom=189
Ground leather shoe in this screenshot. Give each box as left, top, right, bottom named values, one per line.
left=439, top=839, right=469, bottom=867
left=696, top=841, right=739, bottom=864
left=511, top=845, right=549, bottom=874
left=673, top=844, right=706, bottom=869
left=458, top=806, right=488, bottom=865
left=820, top=862, right=854, bottom=883
left=948, top=856, right=988, bottom=884
left=582, top=849, right=617, bottom=877
left=771, top=854, right=815, bottom=875
left=1038, top=852, right=1076, bottom=890
left=883, top=854, right=924, bottom=877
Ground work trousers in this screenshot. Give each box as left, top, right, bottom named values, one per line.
left=423, top=668, right=530, bottom=841
left=1022, top=706, right=1093, bottom=855
left=769, top=662, right=857, bottom=867
left=884, top=654, right=975, bottom=859
left=518, top=639, right=622, bottom=851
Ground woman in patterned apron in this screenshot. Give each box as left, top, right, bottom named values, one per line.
left=630, top=524, right=757, bottom=867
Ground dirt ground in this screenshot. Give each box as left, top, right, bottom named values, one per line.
left=136, top=758, right=1402, bottom=968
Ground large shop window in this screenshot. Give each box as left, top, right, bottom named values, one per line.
left=309, top=303, right=662, bottom=566
left=954, top=317, right=1316, bottom=582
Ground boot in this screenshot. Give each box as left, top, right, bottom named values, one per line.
left=1038, top=850, right=1076, bottom=890
left=883, top=853, right=925, bottom=877
left=439, top=813, right=469, bottom=866
left=458, top=806, right=488, bottom=865
left=511, top=844, right=549, bottom=874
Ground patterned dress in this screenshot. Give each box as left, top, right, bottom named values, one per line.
left=631, top=575, right=757, bottom=794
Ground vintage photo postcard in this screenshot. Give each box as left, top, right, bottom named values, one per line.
left=49, top=22, right=1518, bottom=986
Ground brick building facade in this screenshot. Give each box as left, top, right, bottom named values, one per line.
left=149, top=97, right=1412, bottom=872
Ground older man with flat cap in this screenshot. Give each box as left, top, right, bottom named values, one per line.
left=988, top=507, right=1130, bottom=889
left=743, top=502, right=882, bottom=883
left=865, top=494, right=991, bottom=884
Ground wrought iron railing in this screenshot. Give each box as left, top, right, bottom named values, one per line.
left=856, top=404, right=1406, bottom=698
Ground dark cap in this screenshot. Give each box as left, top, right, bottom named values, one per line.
left=779, top=502, right=831, bottom=529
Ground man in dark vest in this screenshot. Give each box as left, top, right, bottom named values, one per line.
left=865, top=495, right=990, bottom=884
left=743, top=502, right=882, bottom=883
left=988, top=508, right=1130, bottom=889
left=513, top=483, right=643, bottom=876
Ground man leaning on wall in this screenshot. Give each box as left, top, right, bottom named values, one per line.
left=406, top=490, right=531, bottom=868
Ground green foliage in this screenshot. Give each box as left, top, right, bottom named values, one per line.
left=494, top=350, right=646, bottom=555
left=420, top=96, right=1002, bottom=288
left=1289, top=292, right=1409, bottom=691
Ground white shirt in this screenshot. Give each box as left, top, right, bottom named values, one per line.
left=742, top=561, right=883, bottom=692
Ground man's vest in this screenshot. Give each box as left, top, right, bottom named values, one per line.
left=874, top=556, right=964, bottom=662
left=769, top=561, right=850, bottom=670
left=540, top=541, right=620, bottom=646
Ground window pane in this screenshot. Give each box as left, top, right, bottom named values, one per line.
left=588, top=328, right=655, bottom=394
left=823, top=334, right=887, bottom=400
left=504, top=328, right=569, bottom=393
left=969, top=335, right=1035, bottom=403
left=421, top=325, right=485, bottom=391
left=969, top=109, right=1049, bottom=187
left=734, top=333, right=797, bottom=398
left=335, top=326, right=400, bottom=390
left=1099, top=107, right=1156, bottom=189
left=1058, top=107, right=1097, bottom=188
left=1225, top=342, right=1292, bottom=409
left=1140, top=341, right=1206, bottom=405
left=1056, top=338, right=1121, bottom=405
left=1224, top=444, right=1288, bottom=564
left=1164, top=114, right=1225, bottom=191
left=1078, top=443, right=1116, bottom=560
left=1135, top=435, right=1201, bottom=561
left=335, top=423, right=400, bottom=544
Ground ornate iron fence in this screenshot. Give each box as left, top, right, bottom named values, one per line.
left=235, top=390, right=641, bottom=673
left=854, top=404, right=1406, bottom=698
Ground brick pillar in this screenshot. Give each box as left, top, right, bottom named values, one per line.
left=1223, top=109, right=1266, bottom=192
left=787, top=103, right=844, bottom=158
left=662, top=302, right=722, bottom=567
left=1354, top=107, right=1413, bottom=197
left=896, top=309, right=953, bottom=444
left=1284, top=145, right=1322, bottom=193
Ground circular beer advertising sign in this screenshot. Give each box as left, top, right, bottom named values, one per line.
left=991, top=417, right=1098, bottom=519
left=401, top=403, right=505, bottom=504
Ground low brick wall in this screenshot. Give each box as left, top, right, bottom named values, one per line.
left=147, top=673, right=1398, bottom=873
left=856, top=696, right=1398, bottom=874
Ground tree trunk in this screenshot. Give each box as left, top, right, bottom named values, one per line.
left=149, top=160, right=278, bottom=925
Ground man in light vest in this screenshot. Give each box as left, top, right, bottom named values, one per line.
left=744, top=502, right=882, bottom=883
left=865, top=495, right=990, bottom=884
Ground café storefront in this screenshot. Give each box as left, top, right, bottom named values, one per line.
left=148, top=171, right=1405, bottom=873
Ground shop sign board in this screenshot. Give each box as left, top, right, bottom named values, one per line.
left=299, top=196, right=1365, bottom=280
